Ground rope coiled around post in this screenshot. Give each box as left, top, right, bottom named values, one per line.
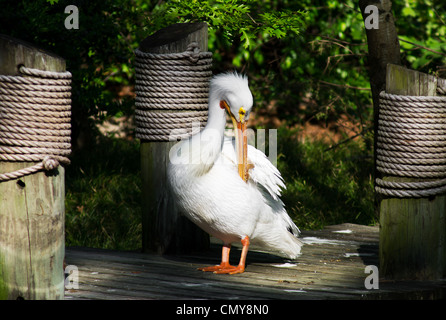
left=0, top=66, right=71, bottom=182
left=375, top=87, right=446, bottom=197
left=134, top=42, right=213, bottom=141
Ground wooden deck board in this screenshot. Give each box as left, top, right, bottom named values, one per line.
left=64, top=223, right=446, bottom=300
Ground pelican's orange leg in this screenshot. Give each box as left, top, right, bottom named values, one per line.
left=198, top=243, right=235, bottom=272
left=198, top=237, right=250, bottom=274
left=214, top=236, right=250, bottom=275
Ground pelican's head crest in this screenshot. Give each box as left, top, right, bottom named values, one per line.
left=211, top=72, right=253, bottom=123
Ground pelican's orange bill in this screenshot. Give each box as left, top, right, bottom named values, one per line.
left=220, top=100, right=248, bottom=182
left=236, top=121, right=248, bottom=182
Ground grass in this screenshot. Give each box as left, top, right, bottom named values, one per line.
left=64, top=127, right=376, bottom=250
left=276, top=126, right=376, bottom=230
left=65, top=136, right=142, bottom=250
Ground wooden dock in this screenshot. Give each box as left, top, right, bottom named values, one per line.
left=64, top=223, right=446, bottom=300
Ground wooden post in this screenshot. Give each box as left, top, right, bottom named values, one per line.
left=0, top=35, right=66, bottom=299
left=379, top=64, right=446, bottom=280
left=139, top=23, right=209, bottom=254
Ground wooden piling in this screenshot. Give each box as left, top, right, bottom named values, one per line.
left=139, top=23, right=209, bottom=254
left=379, top=63, right=446, bottom=280
left=0, top=35, right=66, bottom=299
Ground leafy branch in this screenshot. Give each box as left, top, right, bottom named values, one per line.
left=151, top=0, right=307, bottom=49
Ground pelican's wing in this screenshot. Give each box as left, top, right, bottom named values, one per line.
left=221, top=137, right=300, bottom=238
left=221, top=137, right=286, bottom=200
left=247, top=144, right=286, bottom=201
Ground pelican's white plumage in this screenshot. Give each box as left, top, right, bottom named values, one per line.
left=167, top=72, right=302, bottom=273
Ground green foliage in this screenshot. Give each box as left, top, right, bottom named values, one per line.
left=392, top=0, right=446, bottom=74
left=266, top=0, right=372, bottom=127
left=276, top=127, right=376, bottom=230
left=151, top=0, right=307, bottom=49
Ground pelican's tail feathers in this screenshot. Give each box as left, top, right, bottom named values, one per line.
left=277, top=210, right=303, bottom=259
left=279, top=231, right=304, bottom=260
left=251, top=220, right=304, bottom=260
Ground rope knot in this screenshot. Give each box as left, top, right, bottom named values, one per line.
left=186, top=42, right=201, bottom=63
left=43, top=157, right=59, bottom=171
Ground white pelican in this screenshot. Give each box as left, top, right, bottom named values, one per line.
left=167, top=72, right=303, bottom=274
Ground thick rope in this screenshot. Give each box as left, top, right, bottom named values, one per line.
left=134, top=42, right=212, bottom=141
left=375, top=87, right=446, bottom=197
left=0, top=66, right=71, bottom=182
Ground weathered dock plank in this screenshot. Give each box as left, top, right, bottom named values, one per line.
left=64, top=223, right=446, bottom=300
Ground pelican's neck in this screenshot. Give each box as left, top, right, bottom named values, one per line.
left=185, top=98, right=225, bottom=174
left=203, top=98, right=226, bottom=135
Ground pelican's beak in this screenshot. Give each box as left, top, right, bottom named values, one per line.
left=220, top=100, right=248, bottom=182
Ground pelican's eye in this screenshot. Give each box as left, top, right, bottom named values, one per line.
left=239, top=107, right=246, bottom=123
